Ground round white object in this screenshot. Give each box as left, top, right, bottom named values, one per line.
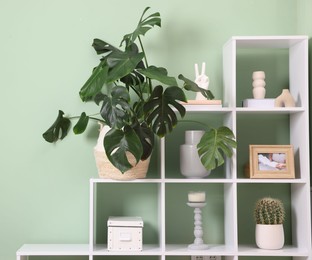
left=188, top=191, right=206, bottom=202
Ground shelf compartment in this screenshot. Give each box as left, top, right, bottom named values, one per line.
left=223, top=36, right=308, bottom=110
left=165, top=183, right=226, bottom=246
left=236, top=111, right=309, bottom=181
left=164, top=112, right=233, bottom=179
left=89, top=181, right=161, bottom=251
left=237, top=182, right=311, bottom=257
left=236, top=113, right=291, bottom=180
left=237, top=183, right=292, bottom=247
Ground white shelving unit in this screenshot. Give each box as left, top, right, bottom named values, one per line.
left=17, top=36, right=311, bottom=260
left=223, top=35, right=311, bottom=260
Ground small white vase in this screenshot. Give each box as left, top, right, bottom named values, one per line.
left=180, top=130, right=211, bottom=178
left=252, top=71, right=266, bottom=99
left=253, top=87, right=266, bottom=99
left=255, top=224, right=284, bottom=250
left=252, top=71, right=265, bottom=80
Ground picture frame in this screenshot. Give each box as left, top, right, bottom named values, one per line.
left=248, top=145, right=295, bottom=179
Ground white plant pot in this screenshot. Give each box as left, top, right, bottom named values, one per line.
left=255, top=224, right=284, bottom=250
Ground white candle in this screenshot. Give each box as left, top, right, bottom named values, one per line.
left=188, top=191, right=206, bottom=202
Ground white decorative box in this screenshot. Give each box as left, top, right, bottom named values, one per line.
left=107, top=216, right=143, bottom=251
left=243, top=98, right=275, bottom=108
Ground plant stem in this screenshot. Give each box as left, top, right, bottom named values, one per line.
left=138, top=36, right=149, bottom=67
left=179, top=120, right=210, bottom=130
left=89, top=116, right=105, bottom=123
left=138, top=35, right=152, bottom=95
left=68, top=113, right=105, bottom=124
left=129, top=85, right=144, bottom=101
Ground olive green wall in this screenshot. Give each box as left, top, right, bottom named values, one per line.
left=0, top=1, right=310, bottom=260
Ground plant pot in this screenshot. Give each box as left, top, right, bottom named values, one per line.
left=94, top=149, right=150, bottom=180
left=255, top=224, right=284, bottom=249
left=180, top=130, right=211, bottom=178
left=94, top=124, right=150, bottom=180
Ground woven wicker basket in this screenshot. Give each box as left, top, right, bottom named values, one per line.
left=94, top=149, right=150, bottom=180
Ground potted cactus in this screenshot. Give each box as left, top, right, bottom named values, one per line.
left=254, top=197, right=285, bottom=249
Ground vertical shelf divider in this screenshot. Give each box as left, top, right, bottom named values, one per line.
left=160, top=137, right=166, bottom=254
left=89, top=179, right=95, bottom=254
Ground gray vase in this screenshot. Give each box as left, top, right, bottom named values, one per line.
left=180, top=130, right=211, bottom=178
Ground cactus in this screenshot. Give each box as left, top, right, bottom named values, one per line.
left=254, top=197, right=285, bottom=224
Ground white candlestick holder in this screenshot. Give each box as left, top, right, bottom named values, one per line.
left=187, top=202, right=209, bottom=250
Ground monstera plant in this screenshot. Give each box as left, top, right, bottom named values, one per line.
left=43, top=7, right=236, bottom=174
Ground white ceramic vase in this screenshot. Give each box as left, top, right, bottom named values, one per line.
left=252, top=71, right=266, bottom=99
left=255, top=224, right=284, bottom=250
left=180, top=130, right=211, bottom=178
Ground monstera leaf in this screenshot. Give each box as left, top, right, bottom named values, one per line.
left=138, top=66, right=178, bottom=86
left=104, top=126, right=143, bottom=173
left=73, top=112, right=89, bottom=134
left=79, top=44, right=143, bottom=102
left=42, top=110, right=71, bottom=143
left=106, top=44, right=144, bottom=83
left=97, top=86, right=131, bottom=129
left=144, top=85, right=187, bottom=137
left=120, top=62, right=145, bottom=90
left=197, top=126, right=237, bottom=170
left=92, top=38, right=121, bottom=56
left=121, top=7, right=161, bottom=47
left=79, top=60, right=109, bottom=102
left=132, top=122, right=154, bottom=160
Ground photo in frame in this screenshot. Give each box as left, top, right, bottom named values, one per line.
left=248, top=145, right=295, bottom=179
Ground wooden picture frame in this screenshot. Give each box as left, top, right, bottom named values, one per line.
left=248, top=145, right=295, bottom=179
